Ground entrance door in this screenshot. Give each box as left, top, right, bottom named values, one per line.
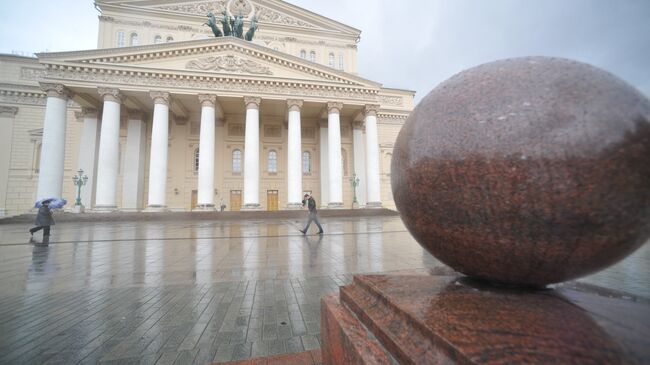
left=267, top=190, right=278, bottom=211
left=191, top=190, right=197, bottom=210
left=230, top=190, right=242, bottom=211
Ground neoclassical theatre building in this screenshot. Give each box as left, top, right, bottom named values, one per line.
left=0, top=0, right=414, bottom=216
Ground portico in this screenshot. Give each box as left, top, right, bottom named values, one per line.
left=29, top=37, right=404, bottom=212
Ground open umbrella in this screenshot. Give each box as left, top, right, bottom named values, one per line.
left=35, top=197, right=67, bottom=209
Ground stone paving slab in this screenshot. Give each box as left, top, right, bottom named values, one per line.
left=0, top=216, right=647, bottom=364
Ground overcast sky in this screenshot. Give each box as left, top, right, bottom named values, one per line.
left=1, top=0, right=649, bottom=102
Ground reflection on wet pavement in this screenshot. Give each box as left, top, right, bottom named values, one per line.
left=0, top=216, right=647, bottom=364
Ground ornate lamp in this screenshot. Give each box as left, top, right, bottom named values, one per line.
left=349, top=173, right=360, bottom=207
left=72, top=168, right=89, bottom=207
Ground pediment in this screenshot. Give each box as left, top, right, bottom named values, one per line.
left=38, top=37, right=380, bottom=88
left=97, top=0, right=360, bottom=36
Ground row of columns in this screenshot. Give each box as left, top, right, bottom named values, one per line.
left=36, top=82, right=383, bottom=211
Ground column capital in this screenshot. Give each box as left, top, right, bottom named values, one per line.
left=287, top=99, right=303, bottom=112
left=364, top=104, right=380, bottom=117
left=150, top=91, right=170, bottom=106
left=0, top=106, right=19, bottom=117
left=327, top=102, right=343, bottom=114
left=127, top=109, right=146, bottom=120
left=244, top=96, right=261, bottom=110
left=74, top=107, right=98, bottom=120
left=198, top=94, right=217, bottom=107
left=40, top=82, right=72, bottom=100
left=352, top=121, right=365, bottom=130
left=98, top=87, right=123, bottom=103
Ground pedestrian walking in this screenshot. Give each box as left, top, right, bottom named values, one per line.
left=299, top=193, right=324, bottom=235
left=30, top=199, right=55, bottom=243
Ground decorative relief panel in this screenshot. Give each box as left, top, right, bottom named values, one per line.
left=378, top=95, right=403, bottom=106
left=264, top=125, right=281, bottom=138
left=151, top=0, right=317, bottom=28
left=228, top=123, right=245, bottom=137
left=301, top=127, right=315, bottom=139
left=186, top=55, right=273, bottom=75
left=20, top=68, right=47, bottom=81
left=190, top=121, right=200, bottom=135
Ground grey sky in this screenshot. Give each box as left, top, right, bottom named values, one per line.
left=1, top=0, right=649, bottom=102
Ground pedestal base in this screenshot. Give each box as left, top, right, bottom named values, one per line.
left=92, top=205, right=118, bottom=212
left=321, top=273, right=650, bottom=364
left=286, top=202, right=303, bottom=210
left=327, top=202, right=344, bottom=209
left=143, top=205, right=168, bottom=212
left=364, top=201, right=382, bottom=209
left=241, top=203, right=262, bottom=210
left=71, top=205, right=85, bottom=213
left=193, top=204, right=215, bottom=211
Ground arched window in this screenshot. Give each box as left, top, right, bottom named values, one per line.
left=130, top=32, right=139, bottom=46
left=338, top=53, right=344, bottom=70
left=302, top=151, right=311, bottom=173
left=328, top=52, right=335, bottom=67
left=268, top=150, right=278, bottom=173
left=166, top=36, right=174, bottom=42
left=309, top=50, right=316, bottom=62
left=154, top=35, right=163, bottom=44
left=341, top=148, right=348, bottom=176
left=300, top=49, right=306, bottom=59
left=232, top=149, right=242, bottom=172
left=194, top=148, right=200, bottom=173
left=116, top=31, right=125, bottom=47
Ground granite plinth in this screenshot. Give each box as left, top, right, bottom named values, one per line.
left=321, top=273, right=650, bottom=364
left=392, top=56, right=650, bottom=286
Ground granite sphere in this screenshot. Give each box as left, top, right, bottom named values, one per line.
left=392, top=57, right=650, bottom=286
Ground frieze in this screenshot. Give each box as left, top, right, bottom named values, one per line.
left=20, top=67, right=47, bottom=81
left=43, top=69, right=378, bottom=102
left=151, top=0, right=317, bottom=29
left=186, top=55, right=272, bottom=75
left=0, top=106, right=19, bottom=117
left=377, top=113, right=408, bottom=126
left=378, top=95, right=403, bottom=106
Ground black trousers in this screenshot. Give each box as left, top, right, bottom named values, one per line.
left=30, top=226, right=51, bottom=236
left=303, top=213, right=323, bottom=232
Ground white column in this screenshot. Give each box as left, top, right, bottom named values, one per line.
left=327, top=102, right=343, bottom=208
left=122, top=110, right=147, bottom=211
left=0, top=106, right=18, bottom=217
left=242, top=96, right=261, bottom=209
left=196, top=94, right=216, bottom=210
left=352, top=121, right=367, bottom=207
left=75, top=107, right=100, bottom=209
left=95, top=88, right=122, bottom=211
left=365, top=104, right=382, bottom=208
left=287, top=99, right=303, bottom=209
left=36, top=83, right=71, bottom=202
left=146, top=91, right=170, bottom=211
left=319, top=121, right=329, bottom=208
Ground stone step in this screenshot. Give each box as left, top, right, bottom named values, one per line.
left=0, top=208, right=397, bottom=224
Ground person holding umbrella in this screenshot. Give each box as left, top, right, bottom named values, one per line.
left=30, top=199, right=55, bottom=243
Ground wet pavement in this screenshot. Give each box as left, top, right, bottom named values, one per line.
left=0, top=216, right=648, bottom=364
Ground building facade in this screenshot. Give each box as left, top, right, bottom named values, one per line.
left=0, top=0, right=414, bottom=216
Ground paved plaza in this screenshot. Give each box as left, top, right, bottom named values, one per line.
left=0, top=215, right=648, bottom=364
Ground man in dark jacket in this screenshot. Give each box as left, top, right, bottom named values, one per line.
left=299, top=193, right=324, bottom=235
left=30, top=200, right=54, bottom=241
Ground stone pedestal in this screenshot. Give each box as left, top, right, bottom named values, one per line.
left=321, top=272, right=650, bottom=364
left=71, top=205, right=85, bottom=213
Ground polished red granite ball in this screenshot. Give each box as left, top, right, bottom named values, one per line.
left=392, top=57, right=650, bottom=286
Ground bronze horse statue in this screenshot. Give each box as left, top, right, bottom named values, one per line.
left=245, top=16, right=258, bottom=41
left=204, top=12, right=222, bottom=37
left=220, top=11, right=232, bottom=36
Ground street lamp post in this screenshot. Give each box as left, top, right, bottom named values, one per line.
left=349, top=173, right=360, bottom=208
left=72, top=169, right=89, bottom=213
